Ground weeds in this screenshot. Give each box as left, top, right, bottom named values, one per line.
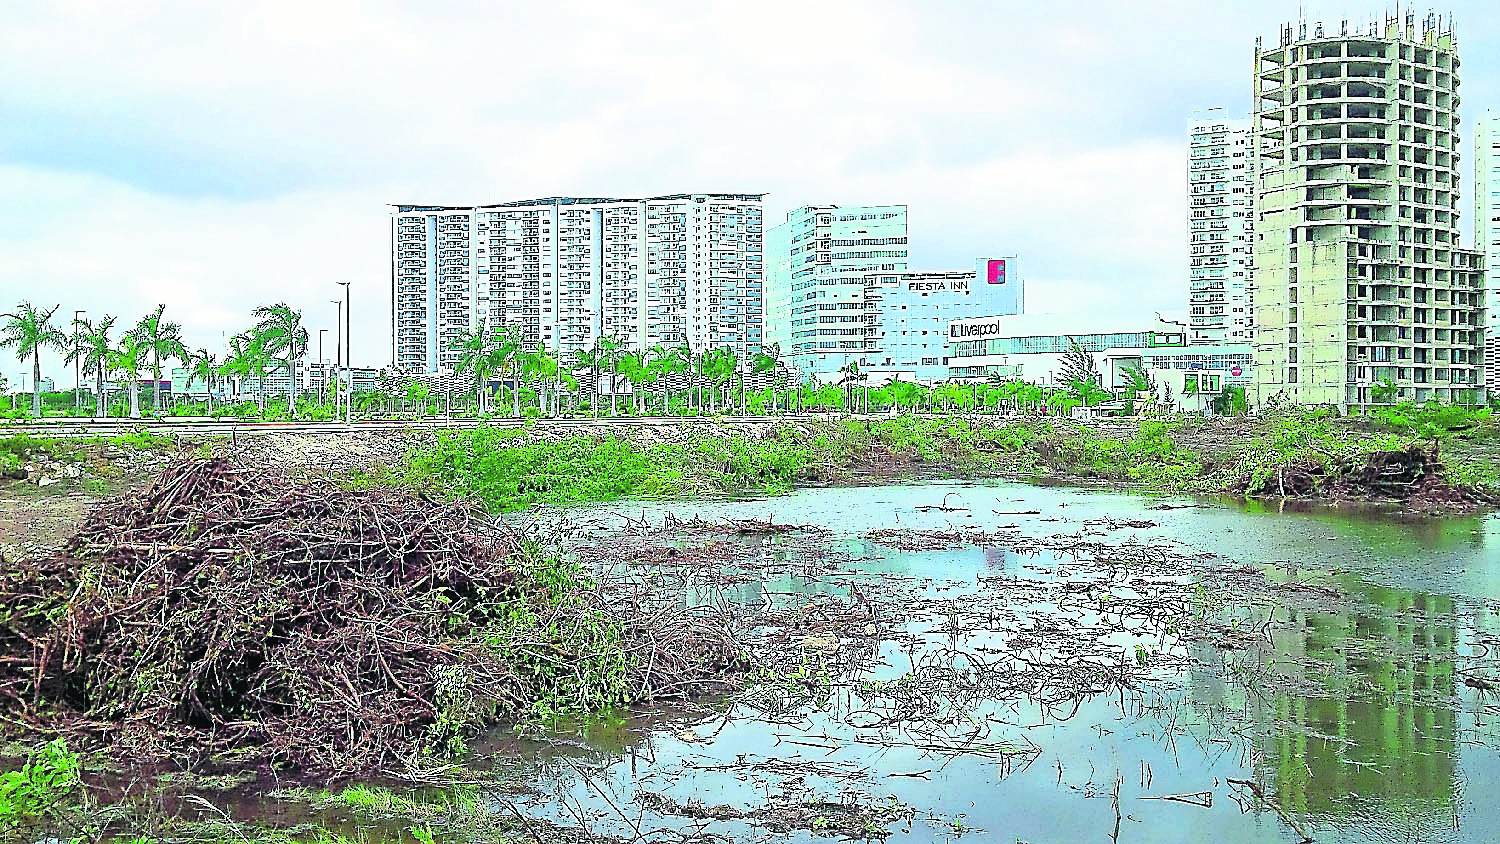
left=0, top=430, right=173, bottom=473
left=361, top=412, right=1494, bottom=512
left=0, top=739, right=82, bottom=834
left=1370, top=401, right=1496, bottom=441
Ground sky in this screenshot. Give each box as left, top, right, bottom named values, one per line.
left=2, top=0, right=1498, bottom=389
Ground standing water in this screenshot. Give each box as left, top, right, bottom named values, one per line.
left=483, top=481, right=1500, bottom=844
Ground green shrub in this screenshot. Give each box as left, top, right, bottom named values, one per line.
left=1372, top=401, right=1494, bottom=441
left=0, top=739, right=82, bottom=832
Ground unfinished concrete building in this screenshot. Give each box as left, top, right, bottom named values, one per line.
left=1250, top=12, right=1486, bottom=407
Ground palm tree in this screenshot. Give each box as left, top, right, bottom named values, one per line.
left=685, top=346, right=708, bottom=412
left=751, top=343, right=781, bottom=415
left=597, top=336, right=625, bottom=417
left=704, top=347, right=736, bottom=414
left=185, top=348, right=219, bottom=412
left=574, top=345, right=603, bottom=418
left=223, top=330, right=272, bottom=412
left=0, top=302, right=67, bottom=418
left=67, top=314, right=117, bottom=417
left=451, top=325, right=497, bottom=415
left=128, top=304, right=186, bottom=416
left=486, top=326, right=522, bottom=417
left=247, top=331, right=274, bottom=412
left=520, top=341, right=559, bottom=417
left=108, top=333, right=146, bottom=419
left=220, top=334, right=252, bottom=407
left=645, top=344, right=676, bottom=414
left=253, top=303, right=310, bottom=418
left=1121, top=365, right=1157, bottom=416
left=838, top=360, right=861, bottom=414
left=617, top=350, right=649, bottom=414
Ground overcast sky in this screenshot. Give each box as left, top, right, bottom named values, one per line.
left=2, top=0, right=1497, bottom=388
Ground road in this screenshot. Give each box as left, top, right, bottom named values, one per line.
left=0, top=414, right=839, bottom=438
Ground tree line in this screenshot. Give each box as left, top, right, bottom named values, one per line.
left=1, top=301, right=309, bottom=419
left=445, top=325, right=791, bottom=419
left=3, top=298, right=1241, bottom=421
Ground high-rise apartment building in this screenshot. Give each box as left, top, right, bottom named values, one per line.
left=766, top=204, right=908, bottom=377
left=391, top=195, right=764, bottom=374
left=765, top=204, right=1021, bottom=382
left=1187, top=115, right=1255, bottom=344
left=1477, top=115, right=1500, bottom=390
left=1251, top=13, right=1486, bottom=407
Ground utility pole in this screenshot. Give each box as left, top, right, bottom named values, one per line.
left=337, top=281, right=351, bottom=424
left=73, top=310, right=84, bottom=415
left=332, top=299, right=343, bottom=420
left=318, top=328, right=327, bottom=397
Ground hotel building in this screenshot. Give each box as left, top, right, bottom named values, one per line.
left=765, top=204, right=1022, bottom=382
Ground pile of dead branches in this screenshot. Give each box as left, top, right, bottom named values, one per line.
left=1240, top=442, right=1492, bottom=505
left=0, top=458, right=743, bottom=774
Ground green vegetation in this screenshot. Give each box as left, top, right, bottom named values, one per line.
left=1370, top=401, right=1496, bottom=441
left=1046, top=420, right=1203, bottom=488
left=0, top=739, right=82, bottom=834
left=4, top=298, right=326, bottom=421
left=366, top=417, right=1037, bottom=511
left=0, top=429, right=172, bottom=471
left=307, top=784, right=505, bottom=843
left=362, top=410, right=1496, bottom=512
left=1, top=302, right=69, bottom=418
left=0, top=739, right=488, bottom=843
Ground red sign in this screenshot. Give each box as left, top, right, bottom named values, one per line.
left=986, top=259, right=1007, bottom=285
left=1230, top=365, right=1243, bottom=376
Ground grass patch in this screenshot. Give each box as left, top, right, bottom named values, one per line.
left=365, top=412, right=1496, bottom=510
left=366, top=418, right=1040, bottom=511
left=0, top=430, right=174, bottom=465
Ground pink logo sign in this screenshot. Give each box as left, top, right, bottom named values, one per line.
left=1230, top=365, right=1243, bottom=376
left=986, top=260, right=1006, bottom=284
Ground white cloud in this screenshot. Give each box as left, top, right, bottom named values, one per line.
left=1, top=0, right=1497, bottom=387
left=0, top=166, right=390, bottom=374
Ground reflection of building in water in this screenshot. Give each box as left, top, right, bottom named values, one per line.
left=1186, top=580, right=1459, bottom=818
left=1259, top=582, right=1457, bottom=816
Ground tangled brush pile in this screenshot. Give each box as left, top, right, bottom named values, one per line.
left=0, top=459, right=742, bottom=774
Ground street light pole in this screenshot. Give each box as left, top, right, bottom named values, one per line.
left=317, top=328, right=328, bottom=404
left=73, top=310, right=85, bottom=415
left=331, top=300, right=342, bottom=418
left=337, top=281, right=351, bottom=423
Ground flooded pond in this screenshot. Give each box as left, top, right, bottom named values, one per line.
left=485, top=481, right=1500, bottom=844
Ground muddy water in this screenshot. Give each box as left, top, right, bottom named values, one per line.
left=496, top=483, right=1500, bottom=844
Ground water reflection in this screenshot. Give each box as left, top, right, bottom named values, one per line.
left=1218, top=579, right=1462, bottom=827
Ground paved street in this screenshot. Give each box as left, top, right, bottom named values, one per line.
left=0, top=414, right=827, bottom=438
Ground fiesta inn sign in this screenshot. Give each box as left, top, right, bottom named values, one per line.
left=907, top=279, right=970, bottom=292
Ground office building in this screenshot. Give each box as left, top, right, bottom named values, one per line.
left=1251, top=13, right=1486, bottom=407
left=946, top=314, right=1207, bottom=384
left=1187, top=114, right=1256, bottom=344
left=765, top=204, right=1021, bottom=382
left=947, top=314, right=1251, bottom=412
left=391, top=195, right=764, bottom=375
left=1477, top=115, right=1499, bottom=390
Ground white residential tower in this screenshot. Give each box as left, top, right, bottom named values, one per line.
left=1187, top=114, right=1256, bottom=344
left=1477, top=115, right=1499, bottom=390
left=391, top=195, right=764, bottom=374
